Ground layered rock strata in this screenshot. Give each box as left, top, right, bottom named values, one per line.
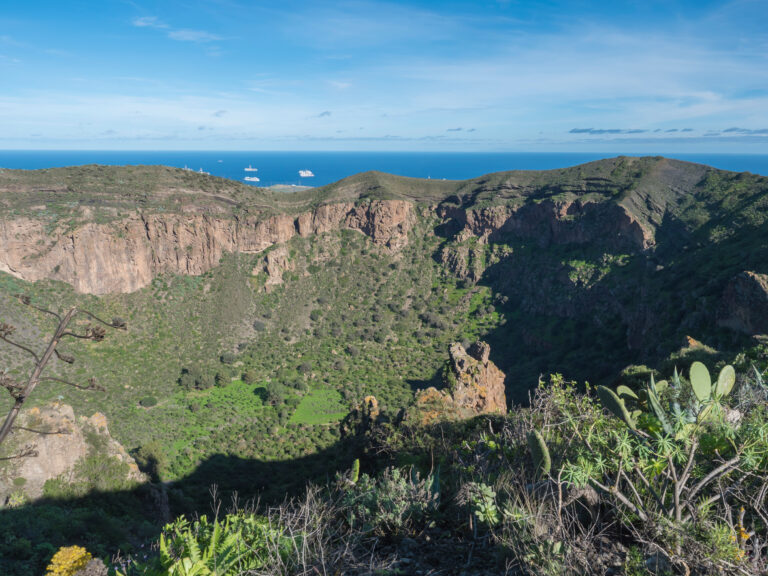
left=0, top=200, right=413, bottom=294
left=438, top=199, right=654, bottom=251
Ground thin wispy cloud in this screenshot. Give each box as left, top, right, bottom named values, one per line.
left=570, top=128, right=648, bottom=135
left=168, top=29, right=222, bottom=43
left=722, top=127, right=768, bottom=135
left=133, top=16, right=220, bottom=44
left=132, top=16, right=168, bottom=29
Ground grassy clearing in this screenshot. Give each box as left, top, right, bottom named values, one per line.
left=290, top=388, right=347, bottom=425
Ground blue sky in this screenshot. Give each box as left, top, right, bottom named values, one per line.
left=0, top=0, right=766, bottom=151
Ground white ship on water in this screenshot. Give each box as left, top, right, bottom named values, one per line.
left=244, top=176, right=260, bottom=182
left=244, top=165, right=258, bottom=172
left=298, top=169, right=314, bottom=178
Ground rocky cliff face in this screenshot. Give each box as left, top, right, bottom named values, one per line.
left=0, top=200, right=412, bottom=295
left=414, top=341, right=507, bottom=425
left=438, top=199, right=654, bottom=251
left=0, top=403, right=144, bottom=502
left=0, top=202, right=409, bottom=295
left=718, top=271, right=768, bottom=335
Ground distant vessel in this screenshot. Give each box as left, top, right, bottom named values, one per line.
left=244, top=176, right=260, bottom=182
left=298, top=169, right=314, bottom=178
left=244, top=165, right=258, bottom=172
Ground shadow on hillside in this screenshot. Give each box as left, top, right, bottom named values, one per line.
left=405, top=372, right=442, bottom=393
left=435, top=206, right=768, bottom=406
left=0, top=439, right=358, bottom=576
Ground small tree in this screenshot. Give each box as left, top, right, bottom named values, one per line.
left=266, top=381, right=286, bottom=405
left=0, top=295, right=126, bottom=457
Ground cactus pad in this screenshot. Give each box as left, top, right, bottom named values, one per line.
left=689, top=361, right=712, bottom=403
left=715, top=365, right=736, bottom=398
left=616, top=385, right=639, bottom=402
left=597, top=386, right=635, bottom=429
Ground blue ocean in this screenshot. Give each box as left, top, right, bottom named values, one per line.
left=1, top=151, right=767, bottom=188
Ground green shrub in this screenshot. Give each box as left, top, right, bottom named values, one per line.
left=178, top=366, right=215, bottom=390
left=341, top=467, right=439, bottom=537
left=117, top=512, right=292, bottom=576
left=139, top=396, right=157, bottom=407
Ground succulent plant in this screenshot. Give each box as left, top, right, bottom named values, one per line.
left=597, top=385, right=636, bottom=430
left=527, top=430, right=551, bottom=476
left=689, top=361, right=712, bottom=403
left=616, top=385, right=639, bottom=402
left=647, top=375, right=673, bottom=435
left=715, top=365, right=736, bottom=399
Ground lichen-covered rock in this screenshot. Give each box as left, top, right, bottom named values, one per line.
left=718, top=271, right=768, bottom=335
left=413, top=341, right=507, bottom=425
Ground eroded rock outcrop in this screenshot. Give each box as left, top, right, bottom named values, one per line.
left=718, top=271, right=768, bottom=335
left=259, top=245, right=294, bottom=292
left=438, top=199, right=654, bottom=251
left=0, top=403, right=144, bottom=502
left=414, top=341, right=507, bottom=425
left=0, top=200, right=413, bottom=295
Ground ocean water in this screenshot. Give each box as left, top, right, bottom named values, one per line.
left=1, top=151, right=767, bottom=188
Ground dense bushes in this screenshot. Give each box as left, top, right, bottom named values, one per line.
left=177, top=366, right=214, bottom=391
left=33, top=361, right=768, bottom=575
left=423, top=364, right=768, bottom=575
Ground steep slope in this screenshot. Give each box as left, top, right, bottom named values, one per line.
left=1, top=155, right=768, bottom=490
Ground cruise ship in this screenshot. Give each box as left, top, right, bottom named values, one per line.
left=244, top=165, right=258, bottom=172
left=298, top=169, right=314, bottom=178
left=244, top=176, right=260, bottom=182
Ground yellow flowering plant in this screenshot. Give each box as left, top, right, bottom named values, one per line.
left=45, top=546, right=92, bottom=576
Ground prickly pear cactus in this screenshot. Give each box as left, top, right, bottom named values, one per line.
left=689, top=362, right=712, bottom=403
left=715, top=365, right=736, bottom=398
left=597, top=386, right=636, bottom=430
left=616, top=385, right=639, bottom=402
left=527, top=430, right=551, bottom=476
left=350, top=458, right=360, bottom=484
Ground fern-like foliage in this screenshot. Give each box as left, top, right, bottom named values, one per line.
left=120, top=512, right=291, bottom=576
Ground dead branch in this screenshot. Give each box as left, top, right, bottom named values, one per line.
left=0, top=298, right=125, bottom=450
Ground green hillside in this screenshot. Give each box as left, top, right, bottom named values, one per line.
left=2, top=157, right=768, bottom=574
